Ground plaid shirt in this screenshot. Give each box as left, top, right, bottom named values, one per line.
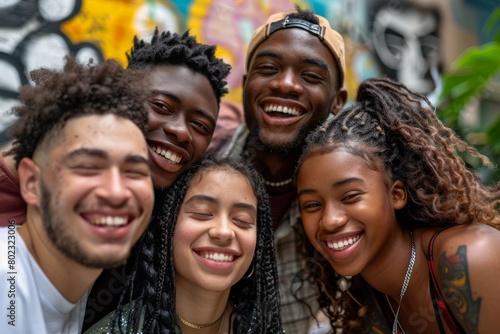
left=219, top=125, right=320, bottom=334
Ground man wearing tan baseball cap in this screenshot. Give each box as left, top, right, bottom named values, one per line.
left=245, top=10, right=346, bottom=88
left=218, top=6, right=348, bottom=333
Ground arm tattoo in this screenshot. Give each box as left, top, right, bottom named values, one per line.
left=438, top=245, right=481, bottom=333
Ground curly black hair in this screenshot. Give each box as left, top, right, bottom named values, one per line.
left=297, top=77, right=500, bottom=332
left=114, top=154, right=283, bottom=333
left=7, top=56, right=149, bottom=167
left=289, top=4, right=320, bottom=24
left=127, top=28, right=231, bottom=105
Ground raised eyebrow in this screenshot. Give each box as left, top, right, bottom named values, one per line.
left=124, top=154, right=149, bottom=165
left=253, top=50, right=281, bottom=63
left=63, top=148, right=108, bottom=163
left=151, top=89, right=178, bottom=103
left=332, top=177, right=365, bottom=188
left=253, top=51, right=328, bottom=72
left=193, top=109, right=216, bottom=127
left=184, top=194, right=217, bottom=206
left=233, top=202, right=257, bottom=215
left=150, top=89, right=216, bottom=126
left=63, top=148, right=148, bottom=165
left=297, top=188, right=317, bottom=198
left=298, top=177, right=365, bottom=197
left=183, top=195, right=257, bottom=214
left=302, top=57, right=329, bottom=71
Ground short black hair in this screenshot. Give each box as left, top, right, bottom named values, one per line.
left=8, top=57, right=149, bottom=167
left=127, top=29, right=231, bottom=105
left=289, top=4, right=320, bottom=24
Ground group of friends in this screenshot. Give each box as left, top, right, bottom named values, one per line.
left=0, top=5, right=499, bottom=334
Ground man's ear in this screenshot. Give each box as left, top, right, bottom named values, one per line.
left=18, top=157, right=40, bottom=206
left=391, top=180, right=407, bottom=210
left=330, top=88, right=348, bottom=116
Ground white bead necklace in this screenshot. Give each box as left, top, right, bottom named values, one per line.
left=264, top=177, right=293, bottom=187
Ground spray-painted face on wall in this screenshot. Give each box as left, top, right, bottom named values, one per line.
left=372, top=4, right=441, bottom=96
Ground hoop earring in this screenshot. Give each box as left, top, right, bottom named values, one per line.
left=243, top=263, right=254, bottom=279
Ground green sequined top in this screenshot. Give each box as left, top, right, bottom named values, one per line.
left=83, top=302, right=183, bottom=334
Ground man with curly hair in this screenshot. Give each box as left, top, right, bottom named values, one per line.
left=0, top=57, right=155, bottom=334
left=0, top=28, right=231, bottom=226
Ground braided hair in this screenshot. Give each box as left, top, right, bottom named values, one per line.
left=127, top=28, right=231, bottom=105
left=297, top=77, right=500, bottom=332
left=114, top=155, right=283, bottom=333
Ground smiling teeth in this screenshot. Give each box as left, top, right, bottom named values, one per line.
left=151, top=146, right=181, bottom=164
left=90, top=216, right=128, bottom=227
left=327, top=235, right=361, bottom=251
left=264, top=104, right=300, bottom=116
left=200, top=252, right=234, bottom=262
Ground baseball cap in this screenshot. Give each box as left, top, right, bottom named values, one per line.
left=245, top=11, right=346, bottom=86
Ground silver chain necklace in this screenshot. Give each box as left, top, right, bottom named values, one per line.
left=385, top=230, right=416, bottom=334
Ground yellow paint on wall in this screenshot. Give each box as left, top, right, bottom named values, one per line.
left=187, top=0, right=307, bottom=102
left=61, top=0, right=142, bottom=65
left=62, top=0, right=181, bottom=65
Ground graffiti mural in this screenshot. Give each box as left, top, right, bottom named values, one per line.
left=0, top=0, right=104, bottom=143
left=369, top=1, right=442, bottom=103
left=2, top=0, right=479, bottom=146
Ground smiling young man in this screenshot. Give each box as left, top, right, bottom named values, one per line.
left=81, top=29, right=232, bottom=329
left=0, top=57, right=154, bottom=334
left=127, top=29, right=231, bottom=190
left=218, top=6, right=348, bottom=333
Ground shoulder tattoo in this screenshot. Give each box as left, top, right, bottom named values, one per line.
left=438, top=245, right=481, bottom=333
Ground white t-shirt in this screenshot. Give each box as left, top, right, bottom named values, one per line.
left=0, top=226, right=88, bottom=333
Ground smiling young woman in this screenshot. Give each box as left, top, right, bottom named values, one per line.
left=296, top=77, right=500, bottom=334
left=85, top=155, right=283, bottom=334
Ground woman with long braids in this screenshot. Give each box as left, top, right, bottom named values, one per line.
left=86, top=155, right=283, bottom=334
left=296, top=77, right=500, bottom=333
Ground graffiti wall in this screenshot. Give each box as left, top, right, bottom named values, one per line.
left=0, top=0, right=488, bottom=144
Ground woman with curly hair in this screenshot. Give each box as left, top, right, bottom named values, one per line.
left=86, top=155, right=283, bottom=334
left=296, top=77, right=500, bottom=333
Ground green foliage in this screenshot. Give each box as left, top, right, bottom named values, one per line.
left=485, top=7, right=500, bottom=43
left=438, top=44, right=500, bottom=126
left=437, top=9, right=500, bottom=185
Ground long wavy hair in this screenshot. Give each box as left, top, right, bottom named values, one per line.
left=297, top=77, right=500, bottom=332
left=114, top=155, right=283, bottom=333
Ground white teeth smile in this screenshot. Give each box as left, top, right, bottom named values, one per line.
left=327, top=235, right=361, bottom=251
left=90, top=216, right=128, bottom=227
left=264, top=104, right=301, bottom=116
left=200, top=251, right=234, bottom=262
left=151, top=146, right=182, bottom=164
